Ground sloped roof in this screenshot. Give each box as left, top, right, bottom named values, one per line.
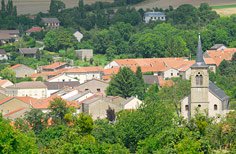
left=0, top=33, right=11, bottom=40
left=65, top=66, right=103, bottom=73
left=19, top=48, right=38, bottom=54
left=47, top=74, right=78, bottom=82
left=210, top=44, right=225, bottom=50
left=8, top=81, right=47, bottom=89
left=0, top=49, right=6, bottom=54
left=10, top=64, right=34, bottom=70
left=209, top=81, right=229, bottom=101
left=0, top=30, right=19, bottom=34
left=157, top=76, right=174, bottom=87
left=41, top=18, right=60, bottom=23
left=205, top=48, right=236, bottom=66
left=42, top=62, right=67, bottom=70
left=44, top=81, right=80, bottom=90
left=26, top=26, right=42, bottom=33
left=4, top=107, right=28, bottom=117
left=144, top=12, right=166, bottom=17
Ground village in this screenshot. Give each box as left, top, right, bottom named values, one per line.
left=1, top=0, right=236, bottom=153
left=0, top=23, right=235, bottom=120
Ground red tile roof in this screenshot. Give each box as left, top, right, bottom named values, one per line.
left=4, top=107, right=26, bottom=117
left=0, top=80, right=10, bottom=86
left=26, top=27, right=42, bottom=33
left=42, top=62, right=67, bottom=70
left=0, top=97, right=14, bottom=105
left=205, top=48, right=236, bottom=66
left=10, top=64, right=22, bottom=69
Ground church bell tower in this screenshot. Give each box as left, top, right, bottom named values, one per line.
left=190, top=34, right=209, bottom=117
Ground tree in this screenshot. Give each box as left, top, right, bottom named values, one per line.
left=0, top=67, right=16, bottom=83
left=106, top=67, right=138, bottom=98
left=36, top=76, right=44, bottom=81
left=106, top=106, right=116, bottom=122
left=24, top=109, right=46, bottom=134
left=44, top=28, right=77, bottom=51
left=0, top=115, right=38, bottom=153
left=48, top=97, right=73, bottom=125
left=49, top=0, right=65, bottom=15
left=135, top=66, right=145, bottom=100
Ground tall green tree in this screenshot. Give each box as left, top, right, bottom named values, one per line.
left=106, top=67, right=138, bottom=98
left=135, top=66, right=145, bottom=100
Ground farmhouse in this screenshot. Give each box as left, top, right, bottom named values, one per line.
left=10, top=64, right=36, bottom=78
left=41, top=18, right=60, bottom=29
left=19, top=48, right=38, bottom=58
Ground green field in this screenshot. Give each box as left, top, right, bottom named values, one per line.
left=211, top=4, right=236, bottom=9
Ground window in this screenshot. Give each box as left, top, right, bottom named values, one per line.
left=171, top=73, right=173, bottom=76
left=97, top=88, right=101, bottom=92
left=85, top=89, right=89, bottom=91
left=62, top=79, right=65, bottom=82
left=185, top=105, right=189, bottom=111
left=196, top=73, right=203, bottom=85
left=214, top=104, right=218, bottom=110
left=198, top=104, right=201, bottom=108
left=177, top=73, right=179, bottom=76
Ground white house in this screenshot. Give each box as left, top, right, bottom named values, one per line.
left=144, top=12, right=166, bottom=23
left=121, top=96, right=142, bottom=110
left=47, top=74, right=79, bottom=82
left=6, top=81, right=48, bottom=99
left=64, top=67, right=103, bottom=84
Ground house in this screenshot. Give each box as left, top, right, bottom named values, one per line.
left=81, top=95, right=125, bottom=120
left=19, top=48, right=38, bottom=58
left=47, top=74, right=79, bottom=82
left=44, top=81, right=80, bottom=96
left=0, top=30, right=19, bottom=45
left=81, top=95, right=142, bottom=120
left=144, top=12, right=166, bottom=23
left=0, top=96, right=79, bottom=120
left=41, top=62, right=68, bottom=72
left=181, top=35, right=230, bottom=120
left=26, top=26, right=43, bottom=35
left=10, top=64, right=36, bottom=78
left=0, top=80, right=13, bottom=88
left=204, top=58, right=217, bottom=73
left=76, top=49, right=93, bottom=61
left=6, top=81, right=48, bottom=99
left=75, top=79, right=109, bottom=95
left=0, top=97, right=36, bottom=119
left=204, top=48, right=236, bottom=66
left=210, top=44, right=227, bottom=51
left=41, top=18, right=60, bottom=29
left=73, top=31, right=83, bottom=42
left=64, top=66, right=103, bottom=84
left=0, top=49, right=8, bottom=60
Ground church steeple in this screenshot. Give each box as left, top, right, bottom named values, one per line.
left=191, top=34, right=208, bottom=68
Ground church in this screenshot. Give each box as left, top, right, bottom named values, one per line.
left=181, top=35, right=230, bottom=119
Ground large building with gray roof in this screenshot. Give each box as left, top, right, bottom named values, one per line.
left=181, top=35, right=230, bottom=120
left=144, top=12, right=166, bottom=23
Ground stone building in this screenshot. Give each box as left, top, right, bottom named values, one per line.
left=181, top=35, right=230, bottom=119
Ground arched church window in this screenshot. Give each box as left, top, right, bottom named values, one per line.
left=185, top=105, right=189, bottom=111
left=214, top=104, right=218, bottom=110
left=196, top=73, right=203, bottom=85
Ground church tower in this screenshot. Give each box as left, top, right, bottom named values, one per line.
left=190, top=34, right=209, bottom=117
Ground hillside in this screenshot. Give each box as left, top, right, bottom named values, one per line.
left=6, top=0, right=112, bottom=14
left=134, top=0, right=236, bottom=9
left=6, top=0, right=236, bottom=15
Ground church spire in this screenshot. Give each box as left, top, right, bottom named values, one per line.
left=196, top=34, right=204, bottom=63
left=191, top=33, right=208, bottom=68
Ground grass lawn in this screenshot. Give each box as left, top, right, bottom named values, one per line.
left=211, top=4, right=236, bottom=9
